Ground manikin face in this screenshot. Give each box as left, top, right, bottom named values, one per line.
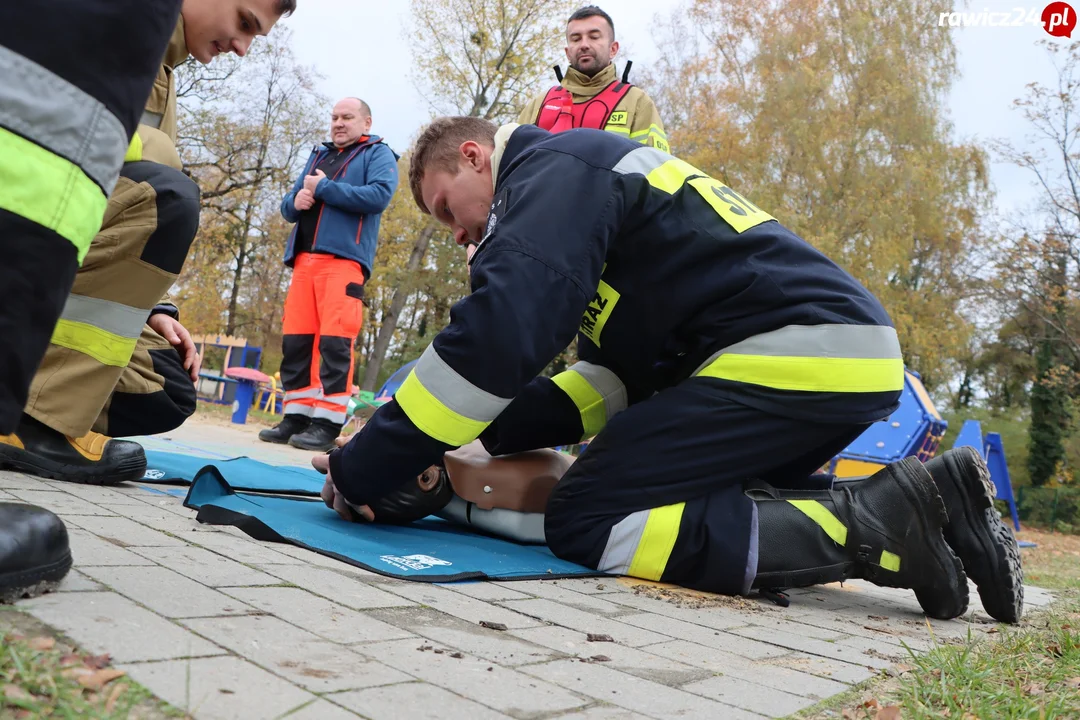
left=182, top=0, right=282, bottom=63
left=565, top=15, right=618, bottom=77
left=330, top=99, right=373, bottom=148
left=420, top=142, right=495, bottom=250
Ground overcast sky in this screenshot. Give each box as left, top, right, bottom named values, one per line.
left=275, top=0, right=1065, bottom=218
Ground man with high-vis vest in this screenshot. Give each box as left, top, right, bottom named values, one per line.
left=517, top=6, right=669, bottom=151
left=0, top=0, right=297, bottom=487
left=314, top=116, right=1024, bottom=624
left=0, top=0, right=184, bottom=601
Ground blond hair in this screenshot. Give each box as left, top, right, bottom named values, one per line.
left=408, top=116, right=497, bottom=214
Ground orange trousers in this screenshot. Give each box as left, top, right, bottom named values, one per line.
left=279, top=253, right=365, bottom=425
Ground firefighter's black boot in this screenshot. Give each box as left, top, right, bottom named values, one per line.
left=0, top=413, right=146, bottom=486
left=749, top=456, right=968, bottom=620
left=258, top=414, right=311, bottom=445
left=288, top=418, right=340, bottom=452
left=923, top=447, right=1024, bottom=623
left=0, top=503, right=72, bottom=603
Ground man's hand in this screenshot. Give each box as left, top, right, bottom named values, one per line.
left=148, top=314, right=201, bottom=382
left=303, top=169, right=327, bottom=195
left=294, top=188, right=315, bottom=211
left=312, top=452, right=375, bottom=523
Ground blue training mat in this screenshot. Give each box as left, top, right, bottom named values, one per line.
left=183, top=466, right=603, bottom=582
left=142, top=450, right=324, bottom=496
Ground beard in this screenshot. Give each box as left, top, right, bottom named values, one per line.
left=570, top=55, right=609, bottom=77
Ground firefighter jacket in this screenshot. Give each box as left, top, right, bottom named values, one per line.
left=125, top=17, right=189, bottom=170
left=516, top=63, right=669, bottom=151
left=327, top=124, right=905, bottom=508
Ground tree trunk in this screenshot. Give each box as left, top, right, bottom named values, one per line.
left=360, top=222, right=438, bottom=390
left=225, top=234, right=249, bottom=335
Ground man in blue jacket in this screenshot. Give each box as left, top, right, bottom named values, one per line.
left=260, top=97, right=399, bottom=451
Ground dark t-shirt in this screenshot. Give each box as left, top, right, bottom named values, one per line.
left=295, top=138, right=366, bottom=255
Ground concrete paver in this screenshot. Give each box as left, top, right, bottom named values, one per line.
left=6, top=421, right=1042, bottom=719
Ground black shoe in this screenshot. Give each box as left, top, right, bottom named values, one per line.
left=924, top=447, right=1024, bottom=624
left=288, top=419, right=340, bottom=451
left=749, top=456, right=968, bottom=620
left=0, top=414, right=146, bottom=486
left=258, top=414, right=311, bottom=445
left=0, top=503, right=72, bottom=603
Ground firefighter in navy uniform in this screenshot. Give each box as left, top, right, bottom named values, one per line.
left=517, top=6, right=668, bottom=151
left=315, top=117, right=1024, bottom=623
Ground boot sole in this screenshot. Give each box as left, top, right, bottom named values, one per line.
left=288, top=439, right=336, bottom=452
left=940, top=447, right=1024, bottom=624
left=0, top=550, right=72, bottom=604
left=892, top=457, right=970, bottom=620
left=258, top=433, right=293, bottom=445
left=0, top=446, right=146, bottom=486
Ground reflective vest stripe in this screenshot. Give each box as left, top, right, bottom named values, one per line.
left=48, top=294, right=147, bottom=367
left=693, top=324, right=904, bottom=394
left=598, top=503, right=686, bottom=580
left=788, top=500, right=848, bottom=546
left=284, top=387, right=322, bottom=402
left=0, top=127, right=106, bottom=263
left=551, top=361, right=627, bottom=438
left=395, top=344, right=512, bottom=446
left=0, top=45, right=128, bottom=197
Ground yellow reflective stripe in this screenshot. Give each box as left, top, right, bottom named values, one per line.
left=0, top=127, right=105, bottom=263
left=880, top=550, right=901, bottom=572
left=395, top=372, right=490, bottom=446
left=604, top=126, right=631, bottom=137
left=645, top=157, right=697, bottom=194
left=629, top=124, right=668, bottom=141
left=787, top=500, right=847, bottom=546
left=50, top=319, right=138, bottom=368
left=552, top=371, right=606, bottom=437
left=580, top=279, right=620, bottom=346
left=125, top=133, right=143, bottom=163
left=697, top=355, right=904, bottom=393
left=627, top=503, right=685, bottom=581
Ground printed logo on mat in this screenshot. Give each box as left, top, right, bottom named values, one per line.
left=380, top=554, right=453, bottom=571
left=143, top=469, right=165, bottom=480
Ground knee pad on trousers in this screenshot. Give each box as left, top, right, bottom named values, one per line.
left=120, top=162, right=201, bottom=276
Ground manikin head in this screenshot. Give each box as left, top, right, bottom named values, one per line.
left=181, top=0, right=295, bottom=63
left=330, top=97, right=373, bottom=148
left=409, top=117, right=499, bottom=252
left=565, top=6, right=618, bottom=77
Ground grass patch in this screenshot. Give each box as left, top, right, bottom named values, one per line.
left=0, top=608, right=185, bottom=719
left=797, top=527, right=1080, bottom=719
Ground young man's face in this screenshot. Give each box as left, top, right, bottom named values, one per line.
left=421, top=144, right=495, bottom=251
left=565, top=15, right=618, bottom=77
left=182, top=0, right=283, bottom=63
left=331, top=99, right=373, bottom=148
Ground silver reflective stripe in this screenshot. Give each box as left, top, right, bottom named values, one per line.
left=569, top=361, right=627, bottom=420
left=413, top=344, right=511, bottom=422
left=140, top=110, right=164, bottom=130
left=598, top=510, right=650, bottom=574
left=611, top=146, right=671, bottom=178
left=285, top=387, right=322, bottom=401
left=319, top=395, right=351, bottom=410
left=0, top=45, right=127, bottom=195
left=693, top=325, right=902, bottom=375
left=60, top=294, right=146, bottom=339
left=313, top=406, right=347, bottom=423
left=283, top=402, right=314, bottom=417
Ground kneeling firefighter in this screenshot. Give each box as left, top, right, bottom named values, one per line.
left=313, top=117, right=1023, bottom=624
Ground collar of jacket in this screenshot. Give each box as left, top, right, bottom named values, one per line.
left=320, top=135, right=375, bottom=152
left=490, top=124, right=519, bottom=191
left=165, top=15, right=189, bottom=68
left=562, top=63, right=619, bottom=96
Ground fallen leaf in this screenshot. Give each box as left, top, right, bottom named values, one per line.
left=27, top=636, right=55, bottom=651
left=961, top=713, right=981, bottom=720
left=449, top=652, right=463, bottom=659
left=83, top=653, right=112, bottom=669
left=77, top=668, right=126, bottom=691
left=863, top=698, right=880, bottom=709
left=219, top=689, right=235, bottom=695
left=842, top=709, right=858, bottom=720
left=416, top=645, right=433, bottom=652
left=2, top=685, right=30, bottom=702
left=931, top=669, right=942, bottom=678
left=105, top=683, right=127, bottom=713
left=433, top=648, right=445, bottom=655
left=587, top=633, right=614, bottom=642
left=986, top=627, right=998, bottom=634
left=479, top=621, right=507, bottom=631
left=1023, top=682, right=1045, bottom=696
left=1066, top=677, right=1080, bottom=689
left=1047, top=643, right=1063, bottom=658
left=876, top=706, right=901, bottom=720
left=58, top=654, right=82, bottom=667
left=864, top=625, right=898, bottom=635
left=486, top=667, right=493, bottom=672
left=589, top=655, right=611, bottom=662
left=894, top=664, right=914, bottom=675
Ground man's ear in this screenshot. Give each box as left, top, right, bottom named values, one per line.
left=564, top=44, right=572, bottom=62
left=460, top=140, right=488, bottom=172
left=610, top=40, right=620, bottom=59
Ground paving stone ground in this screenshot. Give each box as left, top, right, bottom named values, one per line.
left=5, top=419, right=1054, bottom=719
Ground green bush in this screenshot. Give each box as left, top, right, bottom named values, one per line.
left=1017, top=486, right=1080, bottom=533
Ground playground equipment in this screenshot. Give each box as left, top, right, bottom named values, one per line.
left=192, top=334, right=264, bottom=406
left=827, top=369, right=1022, bottom=532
